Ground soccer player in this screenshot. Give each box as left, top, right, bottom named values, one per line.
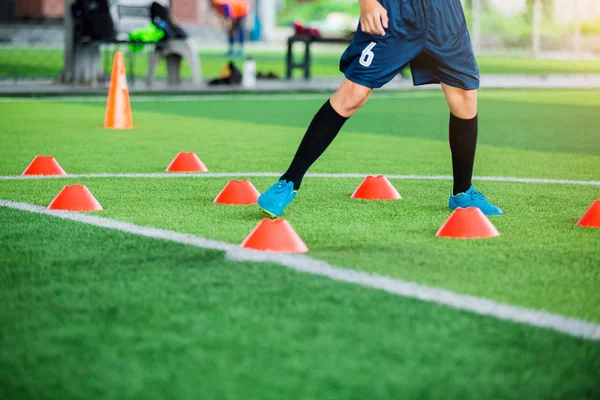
left=211, top=0, right=250, bottom=56
left=258, top=0, right=503, bottom=217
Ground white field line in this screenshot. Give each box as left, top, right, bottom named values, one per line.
left=1, top=172, right=599, bottom=186
left=0, top=92, right=439, bottom=104
left=1, top=198, right=599, bottom=341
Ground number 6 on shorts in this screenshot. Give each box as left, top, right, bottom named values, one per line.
left=359, top=42, right=377, bottom=67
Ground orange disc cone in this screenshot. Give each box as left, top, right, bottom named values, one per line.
left=104, top=51, right=133, bottom=130
left=166, top=152, right=208, bottom=172
left=351, top=175, right=402, bottom=200
left=241, top=218, right=309, bottom=253
left=576, top=200, right=600, bottom=228
left=436, top=207, right=500, bottom=239
left=22, top=156, right=67, bottom=176
left=47, top=184, right=103, bottom=212
left=214, top=180, right=260, bottom=205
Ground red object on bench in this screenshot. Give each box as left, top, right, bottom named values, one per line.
left=293, top=22, right=321, bottom=39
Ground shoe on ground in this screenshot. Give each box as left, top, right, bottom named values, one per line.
left=449, top=185, right=504, bottom=216
left=258, top=180, right=297, bottom=218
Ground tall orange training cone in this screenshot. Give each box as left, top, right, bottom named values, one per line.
left=576, top=200, right=600, bottom=228
left=436, top=207, right=500, bottom=239
left=351, top=175, right=402, bottom=200
left=214, top=180, right=260, bottom=205
left=22, top=156, right=67, bottom=176
left=47, top=184, right=103, bottom=212
left=241, top=219, right=309, bottom=253
left=104, top=51, right=133, bottom=130
left=166, top=152, right=208, bottom=172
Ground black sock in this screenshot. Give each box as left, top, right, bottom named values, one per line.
left=280, top=100, right=348, bottom=190
left=449, top=113, right=478, bottom=196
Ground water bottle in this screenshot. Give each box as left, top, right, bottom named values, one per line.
left=242, top=57, right=257, bottom=88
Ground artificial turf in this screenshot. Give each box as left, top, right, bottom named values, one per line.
left=0, top=91, right=598, bottom=179
left=2, top=176, right=599, bottom=322
left=2, top=207, right=600, bottom=400
left=1, top=89, right=599, bottom=398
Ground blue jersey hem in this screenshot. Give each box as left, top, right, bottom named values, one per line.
left=343, top=73, right=385, bottom=89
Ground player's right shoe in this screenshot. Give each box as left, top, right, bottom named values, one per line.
left=449, top=185, right=504, bottom=216
left=258, top=180, right=297, bottom=218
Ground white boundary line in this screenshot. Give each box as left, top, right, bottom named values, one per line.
left=1, top=198, right=599, bottom=341
left=1, top=172, right=599, bottom=186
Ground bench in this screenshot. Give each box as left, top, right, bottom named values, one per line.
left=286, top=34, right=353, bottom=80
left=285, top=33, right=408, bottom=81
left=71, top=0, right=202, bottom=86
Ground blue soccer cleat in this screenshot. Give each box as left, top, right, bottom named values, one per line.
left=258, top=180, right=297, bottom=218
left=449, top=185, right=504, bottom=216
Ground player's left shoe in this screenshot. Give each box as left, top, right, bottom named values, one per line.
left=449, top=185, right=504, bottom=216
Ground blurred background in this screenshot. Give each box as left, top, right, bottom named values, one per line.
left=0, top=0, right=598, bottom=88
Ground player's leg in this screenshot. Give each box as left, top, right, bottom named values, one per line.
left=410, top=0, right=502, bottom=215
left=441, top=83, right=478, bottom=196
left=257, top=79, right=372, bottom=218
left=233, top=18, right=245, bottom=56
left=226, top=21, right=235, bottom=56
left=442, top=84, right=501, bottom=215
left=258, top=0, right=423, bottom=217
left=279, top=79, right=372, bottom=188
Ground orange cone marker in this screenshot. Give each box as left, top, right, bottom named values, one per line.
left=436, top=207, right=500, bottom=239
left=214, top=180, right=260, bottom=205
left=104, top=51, right=133, bottom=129
left=241, top=218, right=309, bottom=253
left=47, top=184, right=103, bottom=212
left=351, top=175, right=402, bottom=200
left=576, top=200, right=600, bottom=228
left=22, top=156, right=67, bottom=176
left=166, top=152, right=208, bottom=172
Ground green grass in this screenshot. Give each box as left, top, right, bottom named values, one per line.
left=0, top=48, right=341, bottom=80
left=1, top=89, right=600, bottom=398
left=476, top=56, right=600, bottom=74
left=3, top=208, right=599, bottom=400
left=1, top=47, right=599, bottom=79
left=2, top=177, right=599, bottom=322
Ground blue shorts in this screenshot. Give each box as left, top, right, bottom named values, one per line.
left=340, top=0, right=479, bottom=90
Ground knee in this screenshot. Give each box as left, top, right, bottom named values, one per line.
left=330, top=80, right=372, bottom=117
left=448, top=89, right=478, bottom=119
